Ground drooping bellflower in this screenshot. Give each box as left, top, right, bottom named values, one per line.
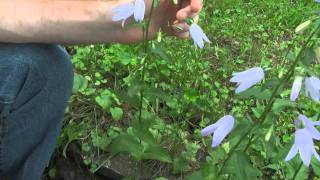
left=305, top=76, right=320, bottom=102
left=201, top=115, right=235, bottom=148
left=133, top=0, right=145, bottom=22
left=189, top=23, right=211, bottom=48
left=290, top=76, right=303, bottom=101
left=230, top=67, right=265, bottom=93
left=112, top=4, right=135, bottom=27
left=285, top=115, right=320, bottom=166
left=285, top=128, right=320, bottom=166
left=112, top=0, right=145, bottom=26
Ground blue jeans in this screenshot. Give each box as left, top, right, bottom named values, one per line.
left=0, top=43, right=73, bottom=180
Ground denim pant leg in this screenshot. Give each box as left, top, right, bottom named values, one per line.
left=0, top=43, right=74, bottom=180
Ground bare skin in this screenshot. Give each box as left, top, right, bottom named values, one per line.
left=0, top=0, right=202, bottom=45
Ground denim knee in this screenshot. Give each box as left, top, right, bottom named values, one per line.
left=0, top=43, right=73, bottom=179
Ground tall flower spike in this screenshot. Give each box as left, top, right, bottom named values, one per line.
left=133, top=0, right=145, bottom=22
left=290, top=76, right=303, bottom=101
left=230, top=67, right=265, bottom=93
left=285, top=128, right=320, bottom=166
left=201, top=115, right=234, bottom=148
left=112, top=4, right=135, bottom=27
left=189, top=23, right=211, bottom=48
left=305, top=76, right=320, bottom=102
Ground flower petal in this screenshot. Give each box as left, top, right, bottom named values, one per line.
left=296, top=129, right=313, bottom=166
left=235, top=82, right=257, bottom=94
left=201, top=124, right=218, bottom=137
left=299, top=114, right=320, bottom=140
left=112, top=4, right=134, bottom=22
left=230, top=67, right=264, bottom=82
left=305, top=76, right=320, bottom=102
left=211, top=115, right=234, bottom=148
left=230, top=67, right=264, bottom=93
left=211, top=123, right=233, bottom=148
left=189, top=24, right=210, bottom=48
left=189, top=24, right=204, bottom=48
left=290, top=76, right=303, bottom=101
left=134, top=0, right=145, bottom=22
left=285, top=144, right=298, bottom=161
left=299, top=147, right=312, bottom=166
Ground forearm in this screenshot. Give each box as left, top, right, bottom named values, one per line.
left=0, top=0, right=146, bottom=45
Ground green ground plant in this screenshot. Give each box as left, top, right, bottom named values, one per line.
left=51, top=0, right=320, bottom=179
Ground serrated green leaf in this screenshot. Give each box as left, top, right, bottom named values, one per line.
left=142, top=145, right=172, bottom=163
left=301, top=47, right=316, bottom=66
left=72, top=73, right=88, bottom=93
left=284, top=159, right=308, bottom=180
left=186, top=171, right=203, bottom=180
left=272, top=99, right=296, bottom=113
left=110, top=134, right=143, bottom=160
left=110, top=107, right=123, bottom=121
left=237, top=87, right=272, bottom=100
left=311, top=158, right=320, bottom=176
left=173, top=156, right=190, bottom=174
left=225, top=152, right=262, bottom=180
left=91, top=131, right=111, bottom=150
left=154, top=178, right=168, bottom=180
left=95, top=94, right=112, bottom=110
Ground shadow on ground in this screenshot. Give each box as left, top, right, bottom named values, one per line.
left=42, top=143, right=123, bottom=180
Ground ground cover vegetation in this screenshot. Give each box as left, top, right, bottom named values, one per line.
left=44, top=0, right=320, bottom=179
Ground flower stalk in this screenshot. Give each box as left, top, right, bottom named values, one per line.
left=218, top=23, right=320, bottom=175
left=138, top=0, right=156, bottom=123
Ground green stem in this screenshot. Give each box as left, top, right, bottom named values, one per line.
left=218, top=24, right=320, bottom=175
left=217, top=124, right=256, bottom=174
left=259, top=24, right=320, bottom=125
left=244, top=135, right=254, bottom=152
left=138, top=0, right=156, bottom=123
left=137, top=1, right=156, bottom=178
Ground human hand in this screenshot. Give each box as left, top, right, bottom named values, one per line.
left=149, top=0, right=203, bottom=39
left=111, top=0, right=204, bottom=43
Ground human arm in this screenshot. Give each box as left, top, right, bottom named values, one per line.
left=0, top=0, right=202, bottom=45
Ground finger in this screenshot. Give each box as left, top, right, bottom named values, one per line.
left=176, top=7, right=199, bottom=20
left=176, top=6, right=192, bottom=20
left=176, top=0, right=202, bottom=20
left=190, top=0, right=203, bottom=13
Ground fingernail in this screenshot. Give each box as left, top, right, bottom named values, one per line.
left=175, top=26, right=184, bottom=31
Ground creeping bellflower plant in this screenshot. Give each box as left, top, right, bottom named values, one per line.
left=290, top=76, right=303, bottom=101
left=305, top=76, right=320, bottom=102
left=201, top=115, right=234, bottom=148
left=189, top=23, right=211, bottom=48
left=230, top=67, right=265, bottom=93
